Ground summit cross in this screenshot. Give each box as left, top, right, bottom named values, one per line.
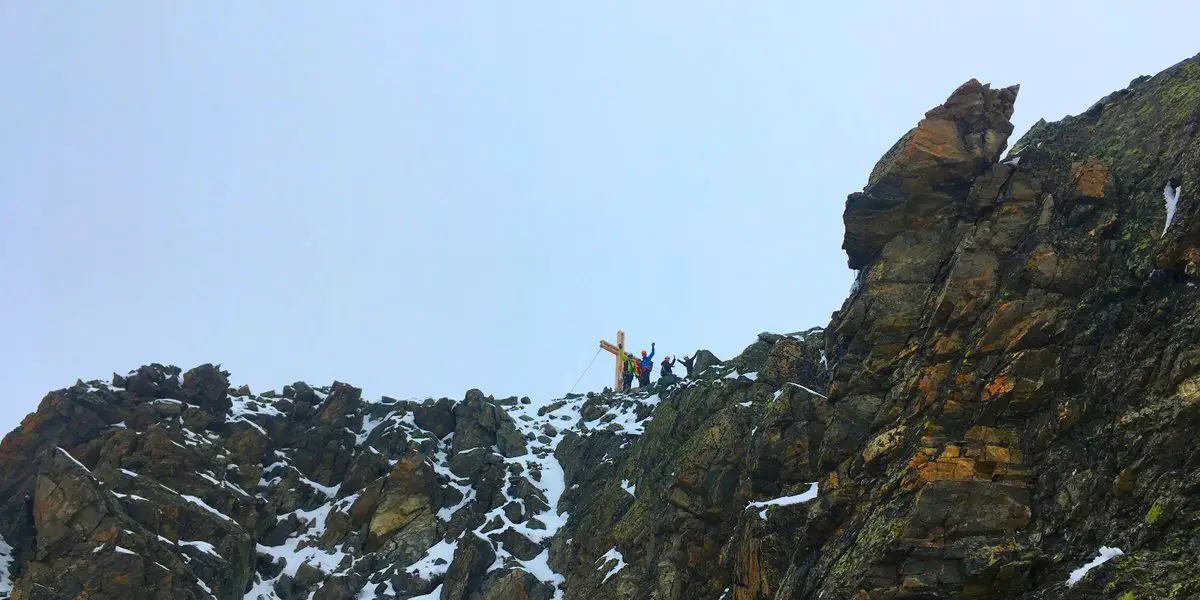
left=599, top=330, right=628, bottom=391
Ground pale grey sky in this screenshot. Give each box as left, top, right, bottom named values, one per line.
left=2, top=1, right=1196, bottom=434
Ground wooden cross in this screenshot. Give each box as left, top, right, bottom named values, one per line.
left=599, top=330, right=627, bottom=391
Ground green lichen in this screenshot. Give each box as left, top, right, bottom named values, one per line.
left=1158, top=68, right=1200, bottom=112
left=1121, top=592, right=1136, bottom=600
left=1145, top=499, right=1163, bottom=524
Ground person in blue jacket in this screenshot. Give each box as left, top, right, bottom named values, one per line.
left=637, top=343, right=655, bottom=387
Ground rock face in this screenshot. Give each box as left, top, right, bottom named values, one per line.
left=3, top=53, right=1200, bottom=600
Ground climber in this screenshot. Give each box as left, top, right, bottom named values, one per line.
left=680, top=354, right=696, bottom=378
left=621, top=351, right=638, bottom=391
left=637, top=344, right=656, bottom=387
left=661, top=355, right=676, bottom=377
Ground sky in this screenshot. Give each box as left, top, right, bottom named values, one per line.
left=2, top=1, right=1198, bottom=434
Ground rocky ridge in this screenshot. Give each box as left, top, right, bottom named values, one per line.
left=3, top=52, right=1200, bottom=599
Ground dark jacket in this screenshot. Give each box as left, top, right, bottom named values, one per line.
left=681, top=355, right=696, bottom=375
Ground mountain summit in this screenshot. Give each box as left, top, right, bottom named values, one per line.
left=4, top=52, right=1200, bottom=599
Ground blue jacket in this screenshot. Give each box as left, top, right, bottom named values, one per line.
left=638, top=347, right=655, bottom=371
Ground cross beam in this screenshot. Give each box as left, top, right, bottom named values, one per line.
left=599, top=330, right=626, bottom=391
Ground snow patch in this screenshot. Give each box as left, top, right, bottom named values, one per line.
left=788, top=383, right=828, bottom=399
left=195, top=577, right=213, bottom=595
left=293, top=472, right=340, bottom=498
left=357, top=579, right=396, bottom=599
left=120, top=469, right=139, bottom=478
left=56, top=447, right=94, bottom=477
left=579, top=395, right=659, bottom=436
left=0, top=535, right=13, bottom=595
left=620, top=479, right=636, bottom=497
left=512, top=549, right=563, bottom=589
left=111, top=491, right=149, bottom=502
left=406, top=538, right=459, bottom=580
left=596, top=547, right=627, bottom=584
left=1067, top=546, right=1124, bottom=587
left=180, top=495, right=235, bottom=523
left=228, top=395, right=284, bottom=420
left=233, top=417, right=267, bottom=436
left=180, top=540, right=223, bottom=559
left=197, top=472, right=222, bottom=487
left=1163, top=181, right=1182, bottom=237
left=436, top=483, right=476, bottom=521
left=113, top=546, right=137, bottom=556
left=405, top=585, right=443, bottom=600
left=747, top=482, right=819, bottom=519
left=356, top=414, right=386, bottom=445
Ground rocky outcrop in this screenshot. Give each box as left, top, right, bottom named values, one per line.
left=3, top=52, right=1200, bottom=600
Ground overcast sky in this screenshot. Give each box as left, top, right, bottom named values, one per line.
left=2, top=1, right=1197, bottom=434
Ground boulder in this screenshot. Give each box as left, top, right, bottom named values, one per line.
left=412, top=398, right=457, bottom=438
left=366, top=451, right=439, bottom=562
left=452, top=390, right=528, bottom=458
left=692, top=349, right=721, bottom=376
left=844, top=79, right=1018, bottom=269
left=442, top=534, right=497, bottom=600
left=181, top=364, right=232, bottom=415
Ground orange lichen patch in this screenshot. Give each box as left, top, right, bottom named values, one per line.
left=908, top=119, right=962, bottom=163
left=1071, top=157, right=1109, bottom=198
left=826, top=469, right=843, bottom=489
left=963, top=267, right=997, bottom=292
left=734, top=530, right=772, bottom=600
left=982, top=374, right=1015, bottom=401
left=908, top=425, right=1025, bottom=487
left=917, top=456, right=979, bottom=483
left=915, top=364, right=951, bottom=409
left=1183, top=247, right=1200, bottom=277
left=907, top=446, right=939, bottom=471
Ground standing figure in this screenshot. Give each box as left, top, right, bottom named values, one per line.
left=680, top=354, right=696, bottom=378
left=621, top=352, right=637, bottom=391
left=661, top=356, right=676, bottom=377
left=637, top=343, right=656, bottom=387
